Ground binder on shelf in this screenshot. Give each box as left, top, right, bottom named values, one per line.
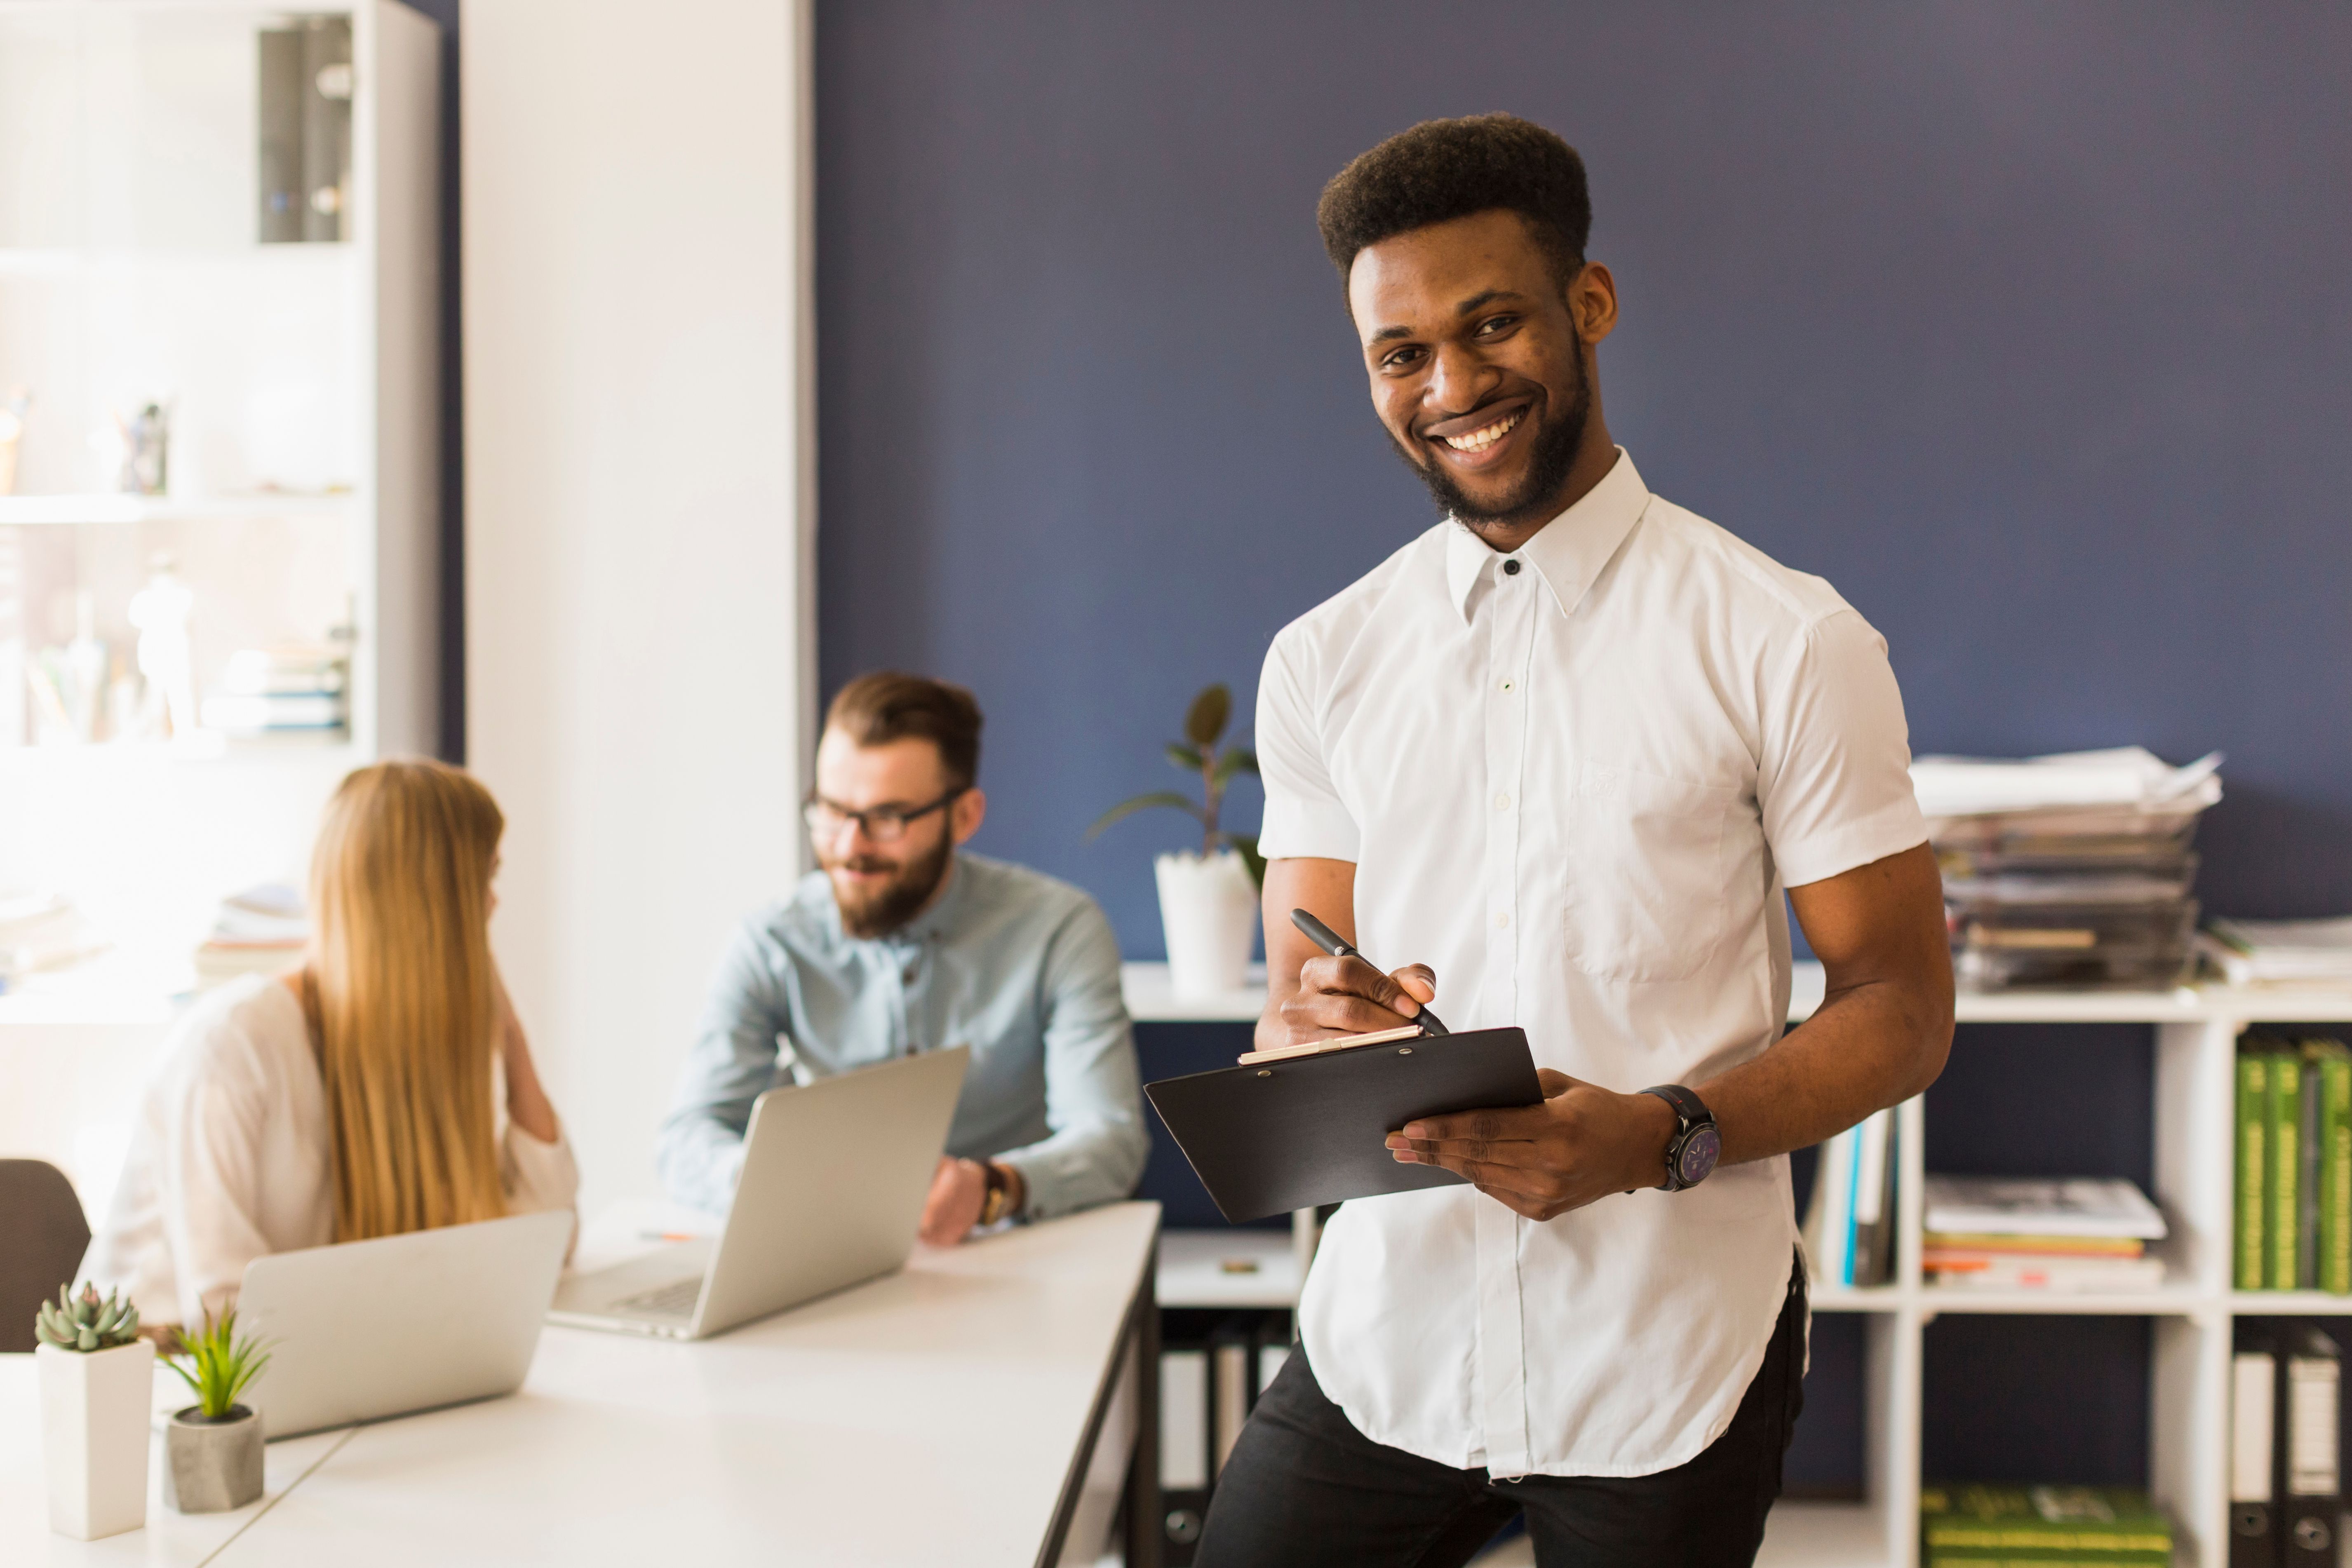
left=2281, top=1329, right=2342, bottom=1568
left=2310, top=1042, right=2352, bottom=1294
left=2232, top=1340, right=2276, bottom=1568
left=2271, top=1050, right=2303, bottom=1291
left=2240, top=1052, right=2270, bottom=1292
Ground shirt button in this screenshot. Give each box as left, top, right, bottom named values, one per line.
left=1504, top=559, right=1522, bottom=576
left=1494, top=911, right=1511, bottom=930
left=1493, top=793, right=1511, bottom=811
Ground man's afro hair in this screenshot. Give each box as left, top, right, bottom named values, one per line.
left=1317, top=113, right=1591, bottom=289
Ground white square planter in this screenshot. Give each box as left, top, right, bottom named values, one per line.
left=38, top=1339, right=155, bottom=1540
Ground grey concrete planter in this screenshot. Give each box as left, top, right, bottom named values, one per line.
left=162, top=1406, right=263, bottom=1513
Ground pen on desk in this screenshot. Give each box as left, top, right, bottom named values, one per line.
left=1289, top=908, right=1449, bottom=1036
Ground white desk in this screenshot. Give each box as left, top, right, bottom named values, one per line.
left=2, top=1202, right=1162, bottom=1568
left=0, top=1359, right=351, bottom=1568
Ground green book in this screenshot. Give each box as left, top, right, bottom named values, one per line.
left=1920, top=1484, right=2171, bottom=1566
left=2238, top=1052, right=2267, bottom=1291
left=2272, top=1047, right=2303, bottom=1290
left=2313, top=1039, right=2352, bottom=1295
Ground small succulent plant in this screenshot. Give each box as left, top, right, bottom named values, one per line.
left=34, top=1283, right=141, bottom=1352
left=168, top=1308, right=270, bottom=1421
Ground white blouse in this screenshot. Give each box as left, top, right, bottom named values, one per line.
left=84, top=973, right=580, bottom=1328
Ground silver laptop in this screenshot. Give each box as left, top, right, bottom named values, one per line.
left=237, top=1207, right=573, bottom=1439
left=548, top=1046, right=970, bottom=1340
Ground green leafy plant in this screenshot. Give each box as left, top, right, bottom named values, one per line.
left=167, top=1308, right=270, bottom=1421
left=1088, top=683, right=1264, bottom=886
left=34, top=1283, right=140, bottom=1352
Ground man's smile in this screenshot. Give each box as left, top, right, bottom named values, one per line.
left=1420, top=395, right=1535, bottom=472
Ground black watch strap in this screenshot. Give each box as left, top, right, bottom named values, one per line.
left=1640, top=1083, right=1712, bottom=1129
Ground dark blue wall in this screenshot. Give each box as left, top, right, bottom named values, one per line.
left=816, top=1, right=2352, bottom=957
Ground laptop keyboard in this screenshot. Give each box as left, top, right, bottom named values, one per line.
left=614, top=1277, right=701, bottom=1319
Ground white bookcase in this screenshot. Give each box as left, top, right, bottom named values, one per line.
left=1125, top=959, right=2352, bottom=1568
left=0, top=0, right=442, bottom=1217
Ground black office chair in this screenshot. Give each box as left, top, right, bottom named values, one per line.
left=0, top=1160, right=94, bottom=1352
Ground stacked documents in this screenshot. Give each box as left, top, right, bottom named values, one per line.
left=2204, top=916, right=2352, bottom=986
left=1922, top=1176, right=2169, bottom=1293
left=1912, top=748, right=2220, bottom=991
left=193, top=883, right=307, bottom=985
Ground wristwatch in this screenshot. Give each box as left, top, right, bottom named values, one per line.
left=977, top=1161, right=1014, bottom=1227
left=1638, top=1085, right=1721, bottom=1191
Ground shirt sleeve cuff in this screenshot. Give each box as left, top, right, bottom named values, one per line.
left=1774, top=794, right=1929, bottom=889
left=1259, top=798, right=1360, bottom=862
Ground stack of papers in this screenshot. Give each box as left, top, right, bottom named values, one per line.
left=194, top=884, right=308, bottom=985
left=1913, top=748, right=2221, bottom=991
left=1922, top=1176, right=2169, bottom=1292
left=2204, top=917, right=2352, bottom=986
left=0, top=890, right=108, bottom=984
left=1910, top=747, right=2223, bottom=823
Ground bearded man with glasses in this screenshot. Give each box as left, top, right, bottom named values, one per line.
left=657, top=671, right=1148, bottom=1243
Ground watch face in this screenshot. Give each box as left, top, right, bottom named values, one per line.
left=1676, top=1123, right=1722, bottom=1186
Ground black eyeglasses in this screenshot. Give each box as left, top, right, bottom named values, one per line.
left=803, top=787, right=964, bottom=846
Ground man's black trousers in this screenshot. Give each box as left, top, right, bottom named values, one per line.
left=1194, top=1258, right=1807, bottom=1568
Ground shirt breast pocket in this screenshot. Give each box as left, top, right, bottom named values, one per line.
left=1561, top=761, right=1739, bottom=983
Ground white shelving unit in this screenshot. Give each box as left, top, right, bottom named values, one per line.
left=0, top=0, right=443, bottom=1219
left=1124, top=958, right=2352, bottom=1568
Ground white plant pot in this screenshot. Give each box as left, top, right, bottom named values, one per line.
left=1154, top=849, right=1259, bottom=999
left=38, top=1339, right=155, bottom=1540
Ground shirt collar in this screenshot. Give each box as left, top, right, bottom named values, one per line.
left=1442, top=447, right=1650, bottom=625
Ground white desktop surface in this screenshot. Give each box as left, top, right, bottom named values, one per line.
left=0, top=1357, right=352, bottom=1568
left=2, top=1202, right=1158, bottom=1567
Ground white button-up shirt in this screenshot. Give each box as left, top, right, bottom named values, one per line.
left=1255, top=450, right=1925, bottom=1478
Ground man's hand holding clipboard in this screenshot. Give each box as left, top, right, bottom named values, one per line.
left=1142, top=906, right=1680, bottom=1225
left=1276, top=908, right=1681, bottom=1223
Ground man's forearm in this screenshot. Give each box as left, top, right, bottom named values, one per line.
left=1697, top=975, right=1952, bottom=1167
left=654, top=1113, right=750, bottom=1215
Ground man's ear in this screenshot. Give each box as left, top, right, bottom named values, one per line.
left=950, top=786, right=987, bottom=846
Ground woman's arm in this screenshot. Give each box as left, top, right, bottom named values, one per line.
left=495, top=971, right=561, bottom=1144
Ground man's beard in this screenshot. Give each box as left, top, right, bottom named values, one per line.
left=1394, top=338, right=1591, bottom=534
left=825, top=831, right=954, bottom=939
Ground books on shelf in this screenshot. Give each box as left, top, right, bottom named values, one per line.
left=2206, top=917, right=2352, bottom=987
left=0, top=888, right=108, bottom=983
left=1800, top=1108, right=1896, bottom=1289
left=1920, top=1483, right=2173, bottom=1567
left=1922, top=1175, right=2168, bottom=1293
left=2235, top=1038, right=2352, bottom=1294
left=1913, top=748, right=2220, bottom=991
left=200, top=644, right=349, bottom=737
left=193, top=883, right=307, bottom=985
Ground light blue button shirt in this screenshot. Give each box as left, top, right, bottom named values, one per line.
left=656, top=851, right=1148, bottom=1220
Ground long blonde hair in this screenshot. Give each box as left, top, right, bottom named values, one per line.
left=304, top=758, right=508, bottom=1242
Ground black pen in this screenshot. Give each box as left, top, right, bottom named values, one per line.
left=1289, top=908, right=1450, bottom=1037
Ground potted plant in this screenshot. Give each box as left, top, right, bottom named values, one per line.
left=161, top=1308, right=270, bottom=1514
left=34, top=1283, right=154, bottom=1540
left=1090, top=683, right=1264, bottom=998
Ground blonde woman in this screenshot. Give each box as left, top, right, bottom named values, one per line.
left=85, top=759, right=578, bottom=1331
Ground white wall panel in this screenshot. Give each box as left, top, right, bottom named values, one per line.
left=462, top=0, right=817, bottom=1216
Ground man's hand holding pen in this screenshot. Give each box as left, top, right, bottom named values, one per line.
left=1271, top=953, right=1442, bottom=1043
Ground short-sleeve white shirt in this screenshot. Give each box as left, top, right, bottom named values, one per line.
left=1255, top=449, right=1925, bottom=1478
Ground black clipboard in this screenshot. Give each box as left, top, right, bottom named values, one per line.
left=1143, top=1026, right=1543, bottom=1224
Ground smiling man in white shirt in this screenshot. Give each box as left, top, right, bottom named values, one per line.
left=1195, top=116, right=1955, bottom=1567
